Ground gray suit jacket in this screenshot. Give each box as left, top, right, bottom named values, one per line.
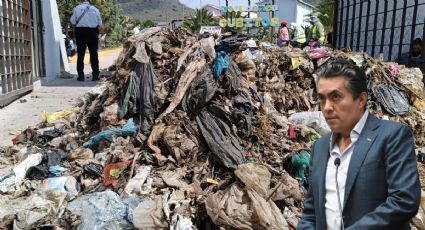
left=298, top=114, right=420, bottom=230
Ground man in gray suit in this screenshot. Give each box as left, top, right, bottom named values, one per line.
left=297, top=59, right=420, bottom=230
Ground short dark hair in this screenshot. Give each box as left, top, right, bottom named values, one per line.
left=316, top=58, right=367, bottom=99
left=413, top=38, right=422, bottom=46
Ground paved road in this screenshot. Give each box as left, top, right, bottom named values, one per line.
left=0, top=47, right=122, bottom=146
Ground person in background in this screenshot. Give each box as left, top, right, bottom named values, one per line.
left=243, top=39, right=263, bottom=61
left=398, top=38, right=422, bottom=68
left=308, top=15, right=325, bottom=47
left=132, top=26, right=140, bottom=35
left=64, top=33, right=76, bottom=61
left=70, top=0, right=103, bottom=81
left=278, top=21, right=289, bottom=47
left=326, top=31, right=333, bottom=47
left=290, top=23, right=307, bottom=48
left=297, top=59, right=420, bottom=229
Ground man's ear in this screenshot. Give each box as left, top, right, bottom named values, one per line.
left=359, top=92, right=368, bottom=108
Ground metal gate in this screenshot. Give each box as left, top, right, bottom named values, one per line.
left=334, top=0, right=425, bottom=63
left=0, top=0, right=32, bottom=107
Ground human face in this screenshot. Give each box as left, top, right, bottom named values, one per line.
left=317, top=76, right=367, bottom=136
left=412, top=44, right=422, bottom=56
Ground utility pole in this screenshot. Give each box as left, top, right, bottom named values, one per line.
left=199, top=0, right=202, bottom=26
left=181, top=0, right=184, bottom=21
left=248, top=0, right=251, bottom=18
left=248, top=0, right=251, bottom=34
left=226, top=0, right=228, bottom=19
left=270, top=0, right=275, bottom=43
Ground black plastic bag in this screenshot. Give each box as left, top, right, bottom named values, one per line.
left=26, top=164, right=49, bottom=180
left=128, top=62, right=158, bottom=135
left=231, top=93, right=256, bottom=138
left=196, top=104, right=245, bottom=169
left=47, top=149, right=67, bottom=166
left=182, top=67, right=217, bottom=115
left=221, top=61, right=242, bottom=95
left=83, top=163, right=104, bottom=178
left=374, top=84, right=409, bottom=115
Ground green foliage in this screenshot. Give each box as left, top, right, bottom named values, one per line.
left=100, top=0, right=124, bottom=47
left=251, top=27, right=278, bottom=42
left=141, top=20, right=156, bottom=29
left=314, top=0, right=334, bottom=32
left=57, top=0, right=79, bottom=32
left=183, top=8, right=216, bottom=33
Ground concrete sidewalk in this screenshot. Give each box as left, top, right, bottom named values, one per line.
left=0, top=48, right=122, bottom=146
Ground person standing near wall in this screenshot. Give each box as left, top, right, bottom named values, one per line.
left=398, top=38, right=422, bottom=69
left=278, top=21, right=289, bottom=47
left=308, top=15, right=325, bottom=47
left=290, top=23, right=307, bottom=48
left=70, top=0, right=103, bottom=81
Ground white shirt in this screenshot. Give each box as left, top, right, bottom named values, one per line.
left=70, top=1, right=102, bottom=28
left=132, top=26, right=140, bottom=35
left=325, top=111, right=369, bottom=230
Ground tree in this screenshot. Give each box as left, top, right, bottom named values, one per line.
left=57, top=0, right=139, bottom=47
left=314, top=0, right=334, bottom=32
left=141, top=20, right=156, bottom=29
left=57, top=0, right=79, bottom=32
left=183, top=8, right=216, bottom=33
left=99, top=0, right=124, bottom=47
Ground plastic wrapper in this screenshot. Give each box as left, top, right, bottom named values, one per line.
left=103, top=160, right=132, bottom=186
left=289, top=111, right=330, bottom=135
left=83, top=118, right=138, bottom=148
left=13, top=153, right=43, bottom=184
left=42, top=110, right=73, bottom=124
left=67, top=191, right=136, bottom=230
left=0, top=190, right=67, bottom=229
left=41, top=176, right=79, bottom=196
left=124, top=165, right=151, bottom=196
left=206, top=163, right=288, bottom=230
left=133, top=196, right=168, bottom=229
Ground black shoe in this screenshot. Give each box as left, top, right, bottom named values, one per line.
left=92, top=77, right=100, bottom=81
left=77, top=76, right=84, bottom=81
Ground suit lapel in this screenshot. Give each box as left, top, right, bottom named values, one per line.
left=316, top=133, right=331, bottom=225
left=343, top=114, right=380, bottom=209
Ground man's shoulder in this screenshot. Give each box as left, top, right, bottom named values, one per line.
left=75, top=3, right=86, bottom=8
left=314, top=132, right=332, bottom=147
left=377, top=118, right=408, bottom=132
left=75, top=3, right=98, bottom=10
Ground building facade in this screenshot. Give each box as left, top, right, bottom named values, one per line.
left=257, top=0, right=314, bottom=26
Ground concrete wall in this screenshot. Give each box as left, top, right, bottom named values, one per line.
left=257, top=0, right=311, bottom=26
left=41, top=0, right=68, bottom=80
left=296, top=1, right=314, bottom=26
left=203, top=5, right=222, bottom=17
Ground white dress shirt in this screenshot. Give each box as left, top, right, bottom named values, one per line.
left=325, top=111, right=369, bottom=230
left=70, top=1, right=102, bottom=28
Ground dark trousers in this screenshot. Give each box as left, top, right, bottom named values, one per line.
left=75, top=27, right=99, bottom=78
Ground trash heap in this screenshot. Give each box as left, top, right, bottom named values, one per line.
left=1, top=27, right=425, bottom=229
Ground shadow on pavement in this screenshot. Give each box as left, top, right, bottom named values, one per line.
left=40, top=74, right=105, bottom=87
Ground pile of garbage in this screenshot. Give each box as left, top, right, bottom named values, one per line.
left=1, top=27, right=425, bottom=229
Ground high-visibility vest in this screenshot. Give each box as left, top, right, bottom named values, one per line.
left=312, top=25, right=325, bottom=43
left=294, top=28, right=306, bottom=44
